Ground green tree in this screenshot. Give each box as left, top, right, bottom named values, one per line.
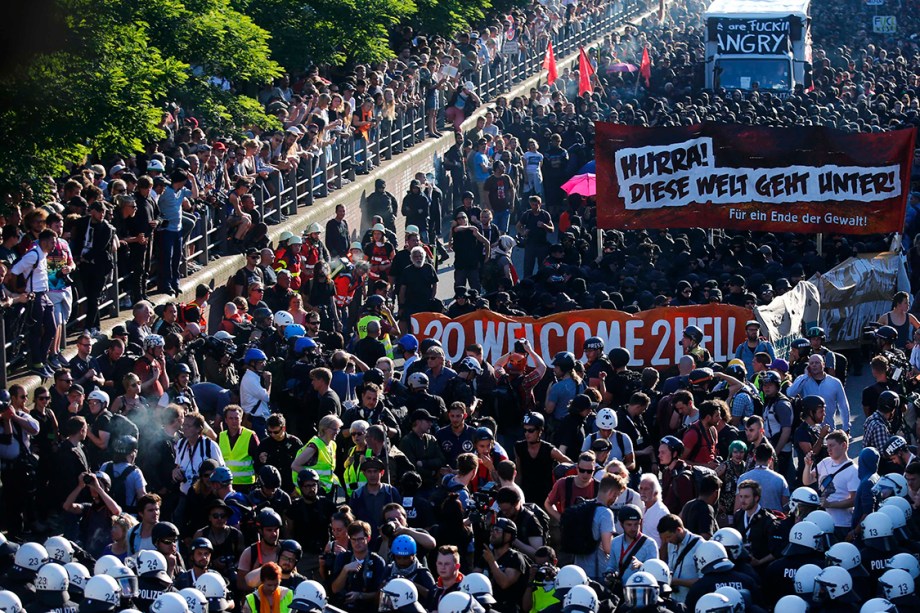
left=413, top=0, right=492, bottom=39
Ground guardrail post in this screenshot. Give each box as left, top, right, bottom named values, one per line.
left=111, top=248, right=121, bottom=317
left=202, top=206, right=211, bottom=264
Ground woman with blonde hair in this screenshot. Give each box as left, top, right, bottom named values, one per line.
left=101, top=513, right=138, bottom=562
left=291, top=413, right=343, bottom=495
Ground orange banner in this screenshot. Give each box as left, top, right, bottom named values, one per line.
left=411, top=306, right=752, bottom=369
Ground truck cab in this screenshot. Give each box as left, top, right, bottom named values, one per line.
left=704, top=0, right=811, bottom=94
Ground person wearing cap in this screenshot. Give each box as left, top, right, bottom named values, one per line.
left=274, top=232, right=304, bottom=291
left=364, top=223, right=396, bottom=282
left=479, top=516, right=529, bottom=612
left=348, top=453, right=402, bottom=535
left=62, top=469, right=122, bottom=557
left=885, top=435, right=917, bottom=468
left=734, top=320, right=775, bottom=377
left=192, top=498, right=245, bottom=583
left=285, top=468, right=335, bottom=577
left=606, top=503, right=659, bottom=585
left=157, top=169, right=198, bottom=295
left=364, top=181, right=398, bottom=235
left=399, top=409, right=446, bottom=490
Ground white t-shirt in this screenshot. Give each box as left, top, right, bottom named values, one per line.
left=815, top=457, right=860, bottom=527
left=642, top=499, right=671, bottom=550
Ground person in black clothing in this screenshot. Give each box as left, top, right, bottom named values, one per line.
left=353, top=319, right=388, bottom=367
left=514, top=412, right=571, bottom=504
left=129, top=175, right=159, bottom=302
left=255, top=414, right=303, bottom=494
left=680, top=474, right=721, bottom=539
left=763, top=520, right=826, bottom=606
left=450, top=211, right=491, bottom=292
left=555, top=393, right=596, bottom=458
left=325, top=204, right=350, bottom=258
left=618, top=392, right=655, bottom=474
left=71, top=200, right=117, bottom=335
left=478, top=517, right=529, bottom=612
left=397, top=245, right=438, bottom=325
left=286, top=469, right=336, bottom=579
left=401, top=180, right=433, bottom=243
left=517, top=195, right=554, bottom=279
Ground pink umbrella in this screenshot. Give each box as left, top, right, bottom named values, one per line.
left=561, top=173, right=596, bottom=196
left=606, top=63, right=638, bottom=73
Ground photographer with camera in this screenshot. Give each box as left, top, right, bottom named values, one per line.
left=494, top=486, right=545, bottom=559
left=479, top=517, right=529, bottom=613
left=523, top=546, right=561, bottom=613
left=62, top=471, right=122, bottom=557
left=379, top=503, right=436, bottom=559
left=330, top=519, right=387, bottom=612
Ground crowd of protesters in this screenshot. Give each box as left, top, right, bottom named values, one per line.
left=5, top=0, right=920, bottom=611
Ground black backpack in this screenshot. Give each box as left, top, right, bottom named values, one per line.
left=107, top=413, right=139, bottom=451
left=675, top=463, right=718, bottom=498
left=523, top=502, right=551, bottom=539
left=489, top=375, right=524, bottom=430
left=559, top=499, right=602, bottom=555
left=104, top=464, right=138, bottom=512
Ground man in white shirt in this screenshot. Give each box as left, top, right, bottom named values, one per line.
left=658, top=514, right=703, bottom=604
left=802, top=429, right=859, bottom=540
left=240, top=348, right=272, bottom=438
left=11, top=229, right=57, bottom=377
left=638, top=473, right=671, bottom=549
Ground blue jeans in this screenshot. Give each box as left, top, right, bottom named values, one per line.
left=159, top=230, right=183, bottom=292
left=494, top=209, right=511, bottom=234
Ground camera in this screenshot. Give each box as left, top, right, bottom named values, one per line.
left=83, top=474, right=94, bottom=485
left=533, top=565, right=558, bottom=586
left=469, top=482, right=497, bottom=534
left=380, top=520, right=399, bottom=539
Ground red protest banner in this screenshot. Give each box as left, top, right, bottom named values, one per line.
left=595, top=123, right=916, bottom=234
left=411, top=306, right=751, bottom=369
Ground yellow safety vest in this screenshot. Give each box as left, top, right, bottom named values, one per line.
left=245, top=587, right=293, bottom=613
left=343, top=447, right=373, bottom=492
left=357, top=314, right=394, bottom=359
left=219, top=428, right=256, bottom=485
left=294, top=436, right=339, bottom=493
left=530, top=586, right=559, bottom=613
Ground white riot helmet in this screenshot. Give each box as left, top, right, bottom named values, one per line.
left=861, top=512, right=897, bottom=551
left=887, top=552, right=920, bottom=579
left=64, top=562, right=90, bottom=595
left=789, top=486, right=821, bottom=514
left=438, top=592, right=485, bottom=613
left=877, top=504, right=910, bottom=539
left=460, top=573, right=496, bottom=605
left=805, top=510, right=837, bottom=551
left=151, top=592, right=190, bottom=613
left=712, top=527, right=744, bottom=559
left=94, top=555, right=125, bottom=576
left=380, top=578, right=418, bottom=611
left=554, top=565, right=589, bottom=598
left=290, top=580, right=327, bottom=612
left=273, top=311, right=295, bottom=327
left=713, top=586, right=745, bottom=613
left=14, top=542, right=48, bottom=573
left=179, top=588, right=208, bottom=613
left=814, top=566, right=855, bottom=601
left=825, top=542, right=869, bottom=577
left=784, top=520, right=822, bottom=555
left=595, top=408, right=617, bottom=430
left=87, top=390, right=110, bottom=407
left=44, top=536, right=74, bottom=564
left=107, top=565, right=138, bottom=600
left=881, top=495, right=913, bottom=519
left=775, top=595, right=809, bottom=613
left=137, top=550, right=171, bottom=583
left=623, top=572, right=660, bottom=607
left=0, top=591, right=23, bottom=613
left=794, top=564, right=824, bottom=595
left=194, top=571, right=230, bottom=611
left=694, top=541, right=733, bottom=574
left=694, top=592, right=733, bottom=613
left=640, top=559, right=673, bottom=593
left=35, top=563, right=69, bottom=592
left=873, top=473, right=909, bottom=499
left=861, top=598, right=897, bottom=613
left=83, top=575, right=121, bottom=610
left=563, top=584, right=599, bottom=613
left=879, top=568, right=915, bottom=600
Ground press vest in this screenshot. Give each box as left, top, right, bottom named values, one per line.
left=343, top=447, right=373, bottom=492
left=296, top=436, right=338, bottom=492
left=245, top=587, right=293, bottom=613
left=219, top=428, right=256, bottom=485
left=357, top=314, right=394, bottom=358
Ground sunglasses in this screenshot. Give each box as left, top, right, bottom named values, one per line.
left=427, top=356, right=440, bottom=361
left=267, top=429, right=283, bottom=436
left=37, top=396, right=50, bottom=401
left=523, top=427, right=538, bottom=433
left=160, top=538, right=178, bottom=546
left=210, top=513, right=227, bottom=519
left=577, top=467, right=595, bottom=474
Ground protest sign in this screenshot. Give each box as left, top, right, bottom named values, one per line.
left=754, top=280, right=821, bottom=359
left=411, top=306, right=751, bottom=368
left=595, top=123, right=916, bottom=234
left=808, top=250, right=909, bottom=347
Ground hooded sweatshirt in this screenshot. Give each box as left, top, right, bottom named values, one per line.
left=852, top=446, right=880, bottom=528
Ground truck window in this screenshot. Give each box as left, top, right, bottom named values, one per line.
left=715, top=58, right=791, bottom=91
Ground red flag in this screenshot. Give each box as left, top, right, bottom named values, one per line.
left=578, top=46, right=595, bottom=96
left=639, top=46, right=651, bottom=87
left=543, top=40, right=558, bottom=85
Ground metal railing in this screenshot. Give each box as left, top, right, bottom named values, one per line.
left=0, top=0, right=645, bottom=384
